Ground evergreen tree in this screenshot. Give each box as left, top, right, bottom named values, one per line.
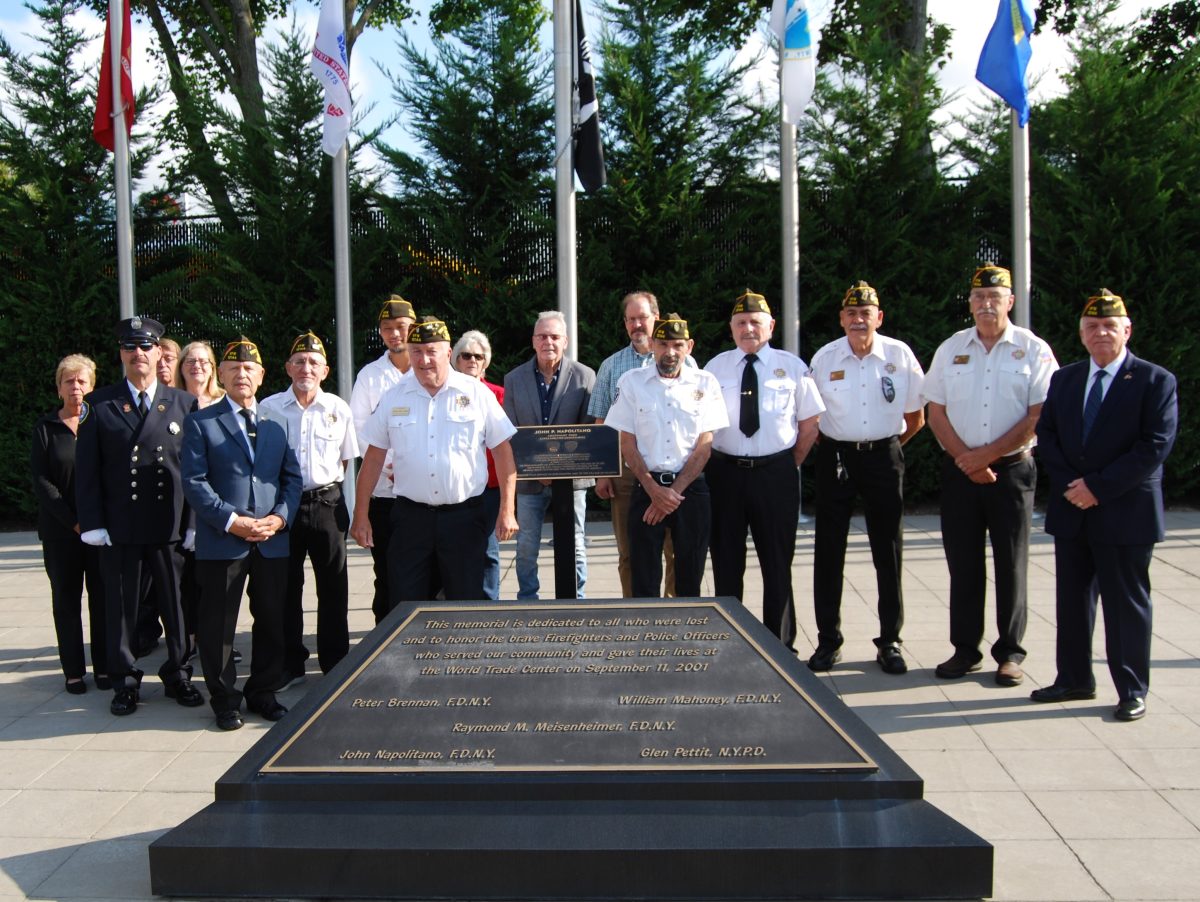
left=378, top=0, right=554, bottom=374
left=0, top=0, right=154, bottom=514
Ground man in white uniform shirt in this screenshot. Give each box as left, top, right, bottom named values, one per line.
left=351, top=317, right=518, bottom=608
left=259, top=331, right=359, bottom=683
left=923, top=263, right=1058, bottom=687
left=605, top=313, right=728, bottom=598
left=350, top=294, right=416, bottom=623
left=704, top=290, right=823, bottom=651
left=807, top=282, right=925, bottom=674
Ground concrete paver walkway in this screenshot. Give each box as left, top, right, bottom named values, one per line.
left=1, top=512, right=1198, bottom=900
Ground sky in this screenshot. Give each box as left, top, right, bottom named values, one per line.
left=0, top=0, right=1180, bottom=202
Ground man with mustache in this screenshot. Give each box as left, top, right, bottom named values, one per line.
left=589, top=290, right=692, bottom=597
left=604, top=313, right=728, bottom=598
left=807, top=282, right=924, bottom=673
left=705, top=290, right=824, bottom=651
left=923, top=264, right=1058, bottom=687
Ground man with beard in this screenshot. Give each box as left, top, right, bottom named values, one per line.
left=604, top=314, right=728, bottom=598
left=350, top=294, right=416, bottom=623
left=589, top=290, right=691, bottom=596
left=351, top=317, right=519, bottom=607
left=923, top=264, right=1058, bottom=687
left=259, top=331, right=359, bottom=683
left=76, top=316, right=202, bottom=716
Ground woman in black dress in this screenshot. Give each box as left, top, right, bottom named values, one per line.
left=31, top=354, right=108, bottom=693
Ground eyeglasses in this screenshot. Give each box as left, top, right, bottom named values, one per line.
left=533, top=334, right=563, bottom=342
left=183, top=358, right=211, bottom=369
left=458, top=352, right=486, bottom=361
left=120, top=341, right=155, bottom=352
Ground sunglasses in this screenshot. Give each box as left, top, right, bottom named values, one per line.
left=459, top=352, right=486, bottom=361
left=120, top=341, right=156, bottom=352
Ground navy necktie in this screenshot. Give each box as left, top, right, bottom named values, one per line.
left=239, top=408, right=257, bottom=451
left=740, top=353, right=759, bottom=437
left=1082, top=370, right=1107, bottom=441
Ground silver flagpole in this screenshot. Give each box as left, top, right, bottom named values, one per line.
left=333, top=143, right=356, bottom=516
left=1011, top=110, right=1031, bottom=326
left=108, top=0, right=136, bottom=319
left=553, top=0, right=579, bottom=361
left=780, top=113, right=800, bottom=356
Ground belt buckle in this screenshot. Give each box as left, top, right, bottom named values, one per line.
left=736, top=458, right=754, bottom=469
left=654, top=472, right=675, bottom=486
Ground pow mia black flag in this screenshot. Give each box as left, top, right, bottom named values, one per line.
left=573, top=0, right=606, bottom=192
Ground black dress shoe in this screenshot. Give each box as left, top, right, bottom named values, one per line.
left=93, top=674, right=112, bottom=690
left=165, top=679, right=205, bottom=708
left=216, top=709, right=244, bottom=731
left=935, top=651, right=983, bottom=679
left=248, top=697, right=289, bottom=722
left=1115, top=697, right=1146, bottom=721
left=1030, top=684, right=1097, bottom=703
left=807, top=646, right=842, bottom=672
left=110, top=687, right=139, bottom=716
left=876, top=644, right=907, bottom=675
left=65, top=679, right=87, bottom=695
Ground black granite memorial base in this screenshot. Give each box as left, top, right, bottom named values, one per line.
left=150, top=599, right=992, bottom=899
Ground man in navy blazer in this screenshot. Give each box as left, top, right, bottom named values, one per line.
left=1032, top=290, right=1178, bottom=721
left=502, top=311, right=596, bottom=599
left=182, top=337, right=301, bottom=730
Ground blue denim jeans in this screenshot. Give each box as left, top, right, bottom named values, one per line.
left=481, top=486, right=501, bottom=601
left=515, top=486, right=587, bottom=600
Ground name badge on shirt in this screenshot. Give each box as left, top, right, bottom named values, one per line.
left=391, top=407, right=409, bottom=416
left=829, top=370, right=845, bottom=381
left=953, top=355, right=971, bottom=365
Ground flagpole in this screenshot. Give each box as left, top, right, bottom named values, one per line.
left=780, top=115, right=800, bottom=357
left=553, top=0, right=579, bottom=362
left=1011, top=110, right=1031, bottom=327
left=332, top=143, right=356, bottom=515
left=108, top=0, right=135, bottom=319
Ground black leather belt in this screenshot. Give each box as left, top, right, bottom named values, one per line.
left=647, top=471, right=677, bottom=486
left=397, top=494, right=483, bottom=511
left=710, top=448, right=794, bottom=468
left=822, top=436, right=900, bottom=452
left=301, top=483, right=341, bottom=503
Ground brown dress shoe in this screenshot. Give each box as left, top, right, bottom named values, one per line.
left=935, top=651, right=982, bottom=679
left=995, top=661, right=1024, bottom=686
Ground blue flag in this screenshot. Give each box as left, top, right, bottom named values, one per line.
left=976, top=0, right=1034, bottom=127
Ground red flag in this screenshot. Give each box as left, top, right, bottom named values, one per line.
left=93, top=0, right=134, bottom=151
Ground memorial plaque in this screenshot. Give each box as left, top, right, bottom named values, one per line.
left=264, top=602, right=873, bottom=773
left=151, top=597, right=992, bottom=900
left=510, top=423, right=620, bottom=480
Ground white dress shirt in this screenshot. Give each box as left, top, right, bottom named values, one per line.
left=349, top=351, right=407, bottom=498
left=808, top=334, right=924, bottom=442
left=705, top=344, right=824, bottom=456
left=259, top=387, right=359, bottom=490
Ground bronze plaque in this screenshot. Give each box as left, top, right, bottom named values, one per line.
left=263, top=601, right=875, bottom=773
left=510, top=424, right=620, bottom=480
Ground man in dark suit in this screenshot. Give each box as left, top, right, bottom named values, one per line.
left=502, top=311, right=596, bottom=599
left=1031, top=290, right=1178, bottom=721
left=76, top=317, right=203, bottom=716
left=182, top=338, right=301, bottom=731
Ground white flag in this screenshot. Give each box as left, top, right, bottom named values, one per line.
left=770, top=0, right=818, bottom=124
left=310, top=0, right=351, bottom=155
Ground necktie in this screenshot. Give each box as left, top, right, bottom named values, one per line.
left=740, top=353, right=759, bottom=437
left=1082, top=370, right=1107, bottom=441
left=137, top=390, right=148, bottom=418
left=239, top=408, right=257, bottom=452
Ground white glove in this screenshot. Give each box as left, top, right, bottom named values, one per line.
left=80, top=528, right=112, bottom=547
left=182, top=528, right=196, bottom=552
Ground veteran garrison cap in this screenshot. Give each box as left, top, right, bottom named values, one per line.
left=378, top=294, right=416, bottom=322
left=289, top=331, right=327, bottom=358
left=652, top=313, right=690, bottom=341
left=1082, top=289, right=1128, bottom=318
left=732, top=290, right=771, bottom=317
left=408, top=316, right=452, bottom=344
left=971, top=262, right=1013, bottom=289
left=115, top=316, right=164, bottom=345
left=221, top=336, right=263, bottom=365
left=842, top=280, right=880, bottom=308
